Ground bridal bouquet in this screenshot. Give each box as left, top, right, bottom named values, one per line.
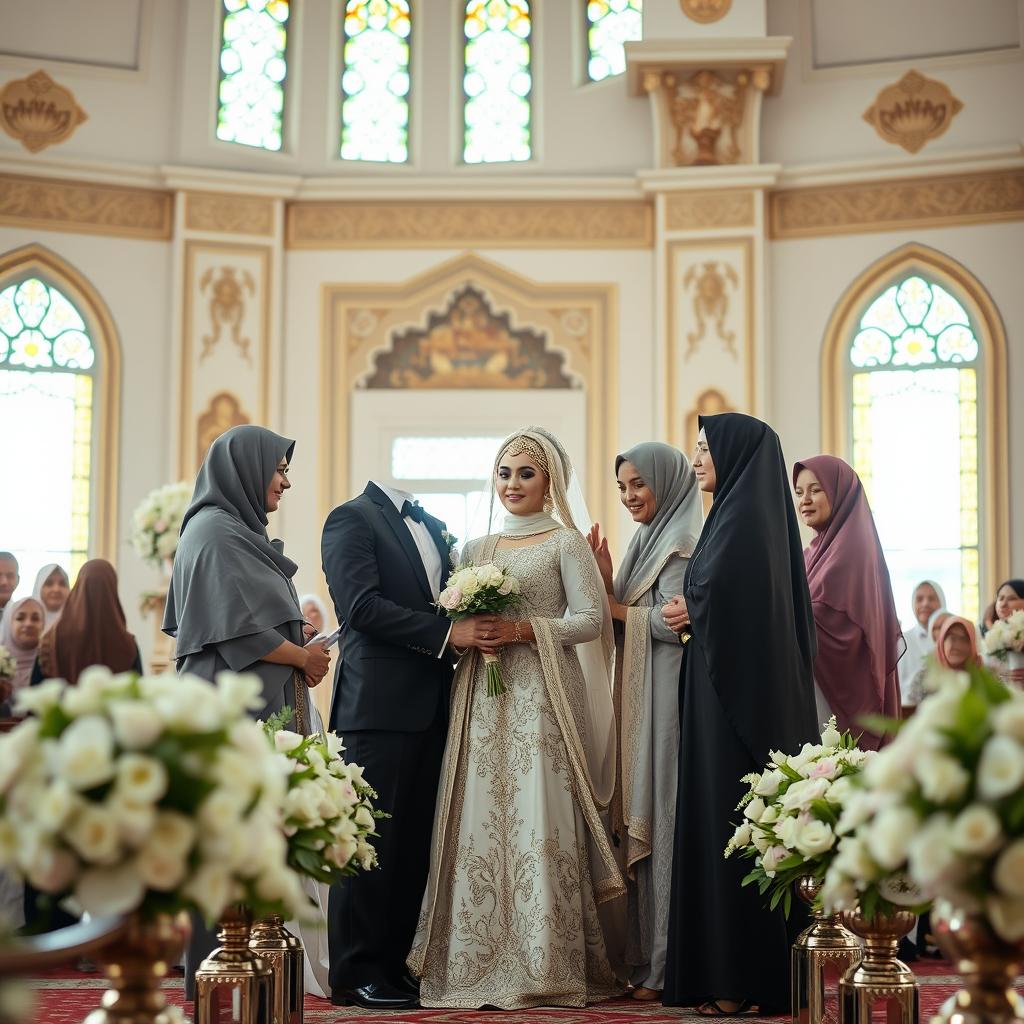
left=131, top=480, right=193, bottom=569
left=984, top=609, right=1024, bottom=661
left=725, top=717, right=874, bottom=916
left=438, top=563, right=521, bottom=696
left=0, top=668, right=308, bottom=925
left=824, top=663, right=1024, bottom=939
left=266, top=717, right=384, bottom=884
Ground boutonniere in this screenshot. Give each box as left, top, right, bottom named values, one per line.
left=441, top=530, right=459, bottom=564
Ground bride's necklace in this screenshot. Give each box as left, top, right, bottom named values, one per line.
left=500, top=527, right=558, bottom=539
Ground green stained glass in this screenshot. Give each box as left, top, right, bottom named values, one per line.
left=586, top=0, right=642, bottom=82
left=463, top=0, right=532, bottom=164
left=341, top=0, right=411, bottom=163
left=0, top=279, right=95, bottom=371
left=217, top=0, right=290, bottom=152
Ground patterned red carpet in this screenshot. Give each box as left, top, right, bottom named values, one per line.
left=21, top=958, right=1016, bottom=1023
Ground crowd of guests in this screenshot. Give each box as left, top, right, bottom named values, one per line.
left=2, top=416, right=1022, bottom=1015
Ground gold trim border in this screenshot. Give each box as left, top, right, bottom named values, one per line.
left=184, top=191, right=275, bottom=236
left=179, top=240, right=273, bottom=479
left=0, top=243, right=121, bottom=563
left=820, top=241, right=1009, bottom=605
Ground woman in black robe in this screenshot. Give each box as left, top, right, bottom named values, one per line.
left=661, top=413, right=818, bottom=1015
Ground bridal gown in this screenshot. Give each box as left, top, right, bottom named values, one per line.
left=409, top=528, right=622, bottom=1009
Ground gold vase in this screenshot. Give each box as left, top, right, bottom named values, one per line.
left=931, top=899, right=1024, bottom=1024
left=195, top=905, right=272, bottom=1024
left=82, top=911, right=191, bottom=1024
left=790, top=876, right=861, bottom=1024
left=249, top=915, right=304, bottom=1024
left=839, top=906, right=919, bottom=1024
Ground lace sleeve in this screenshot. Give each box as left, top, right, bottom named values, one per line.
left=533, top=529, right=604, bottom=647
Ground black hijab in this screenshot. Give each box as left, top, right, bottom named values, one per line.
left=684, top=413, right=818, bottom=763
left=163, top=425, right=302, bottom=658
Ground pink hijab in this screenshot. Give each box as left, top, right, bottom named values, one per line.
left=793, top=455, right=905, bottom=746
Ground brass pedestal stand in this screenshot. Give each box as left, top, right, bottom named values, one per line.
left=839, top=908, right=919, bottom=1024
left=249, top=915, right=304, bottom=1024
left=195, top=906, right=272, bottom=1024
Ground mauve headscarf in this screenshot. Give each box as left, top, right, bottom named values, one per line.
left=935, top=615, right=981, bottom=670
left=793, top=455, right=905, bottom=739
left=0, top=597, right=45, bottom=695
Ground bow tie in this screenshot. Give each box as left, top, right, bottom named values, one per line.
left=401, top=500, right=426, bottom=524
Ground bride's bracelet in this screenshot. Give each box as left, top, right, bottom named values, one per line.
left=513, top=621, right=523, bottom=645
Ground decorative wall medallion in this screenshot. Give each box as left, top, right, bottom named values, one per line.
left=0, top=71, right=87, bottom=153
left=686, top=388, right=735, bottom=450
left=364, top=285, right=575, bottom=390
left=658, top=69, right=749, bottom=167
left=863, top=70, right=963, bottom=154
left=196, top=391, right=250, bottom=468
left=199, top=266, right=255, bottom=363
left=682, top=261, right=739, bottom=358
left=679, top=0, right=732, bottom=24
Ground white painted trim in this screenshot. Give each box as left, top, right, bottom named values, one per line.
left=636, top=164, right=782, bottom=192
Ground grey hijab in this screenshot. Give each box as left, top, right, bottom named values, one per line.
left=162, top=425, right=302, bottom=658
left=613, top=442, right=703, bottom=606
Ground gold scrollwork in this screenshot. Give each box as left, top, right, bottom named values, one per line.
left=682, top=260, right=739, bottom=359
left=665, top=190, right=755, bottom=230
left=679, top=0, right=732, bottom=24
left=686, top=388, right=735, bottom=451
left=662, top=69, right=749, bottom=167
left=198, top=267, right=256, bottom=364
left=196, top=391, right=250, bottom=468
left=862, top=70, right=964, bottom=154
left=185, top=193, right=275, bottom=236
left=0, top=70, right=87, bottom=153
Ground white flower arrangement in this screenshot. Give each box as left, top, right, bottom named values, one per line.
left=725, top=717, right=874, bottom=916
left=131, top=481, right=193, bottom=569
left=0, top=645, right=15, bottom=683
left=267, top=718, right=383, bottom=883
left=984, top=609, right=1024, bottom=660
left=824, top=662, right=1024, bottom=941
left=438, top=563, right=521, bottom=696
left=0, top=667, right=309, bottom=926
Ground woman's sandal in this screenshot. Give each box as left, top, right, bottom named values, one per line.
left=696, top=999, right=756, bottom=1017
left=631, top=987, right=662, bottom=1001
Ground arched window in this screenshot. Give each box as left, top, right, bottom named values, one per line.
left=586, top=0, right=642, bottom=82
left=0, top=247, right=119, bottom=586
left=217, top=0, right=292, bottom=151
left=340, top=0, right=412, bottom=163
left=463, top=0, right=532, bottom=164
left=823, top=244, right=1009, bottom=624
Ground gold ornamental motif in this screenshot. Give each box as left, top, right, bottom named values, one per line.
left=655, top=69, right=749, bottom=166
left=196, top=391, right=250, bottom=467
left=185, top=192, right=275, bottom=236
left=686, top=388, right=734, bottom=451
left=679, top=0, right=732, bottom=23
left=0, top=70, right=87, bottom=153
left=199, top=266, right=256, bottom=363
left=682, top=260, right=739, bottom=358
left=863, top=70, right=964, bottom=154
left=665, top=189, right=755, bottom=230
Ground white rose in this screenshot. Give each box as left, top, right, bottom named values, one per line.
left=789, top=743, right=823, bottom=772
left=228, top=718, right=273, bottom=761
left=836, top=791, right=881, bottom=835
left=325, top=732, right=345, bottom=759
left=914, top=751, right=970, bottom=804
left=993, top=699, right=1024, bottom=742
left=977, top=735, right=1024, bottom=801
left=149, top=811, right=195, bottom=858
left=328, top=837, right=358, bottom=868
left=864, top=746, right=915, bottom=793
left=198, top=789, right=243, bottom=833
left=156, top=531, right=178, bottom=558
left=754, top=770, right=785, bottom=797
left=993, top=839, right=1024, bottom=897
left=743, top=797, right=767, bottom=823
left=951, top=805, right=1003, bottom=856
left=780, top=777, right=829, bottom=813
left=752, top=830, right=772, bottom=855
left=36, top=781, right=79, bottom=833
left=794, top=819, right=837, bottom=859
left=346, top=763, right=366, bottom=788
left=255, top=864, right=305, bottom=910
left=907, top=814, right=960, bottom=888
left=355, top=837, right=376, bottom=871
left=832, top=835, right=876, bottom=881
left=12, top=679, right=66, bottom=717
left=498, top=579, right=513, bottom=596
left=27, top=845, right=78, bottom=894
left=769, top=749, right=788, bottom=767
left=75, top=865, right=146, bottom=917
left=760, top=804, right=781, bottom=825
left=354, top=805, right=375, bottom=830
left=987, top=895, right=1024, bottom=943
left=820, top=720, right=842, bottom=749
left=760, top=844, right=789, bottom=876
left=865, top=806, right=918, bottom=871
left=777, top=814, right=802, bottom=850
left=184, top=863, right=234, bottom=923
left=57, top=715, right=116, bottom=791
left=284, top=784, right=323, bottom=825
left=115, top=754, right=168, bottom=805
left=825, top=776, right=855, bottom=808
left=274, top=730, right=305, bottom=754
left=728, top=822, right=752, bottom=851
left=821, top=870, right=858, bottom=914
left=137, top=844, right=187, bottom=891
left=0, top=718, right=41, bottom=794
left=66, top=804, right=121, bottom=865
left=107, top=794, right=156, bottom=848
left=216, top=672, right=265, bottom=717
left=108, top=700, right=164, bottom=750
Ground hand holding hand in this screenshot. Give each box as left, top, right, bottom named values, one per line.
left=302, top=642, right=330, bottom=686
left=661, top=595, right=690, bottom=633
left=587, top=523, right=614, bottom=593
left=302, top=623, right=318, bottom=643
left=478, top=618, right=524, bottom=656
left=450, top=614, right=499, bottom=652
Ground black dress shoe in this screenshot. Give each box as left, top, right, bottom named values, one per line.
left=397, top=970, right=421, bottom=995
left=332, top=982, right=419, bottom=1009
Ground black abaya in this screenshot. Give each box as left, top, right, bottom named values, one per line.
left=663, top=413, right=818, bottom=1011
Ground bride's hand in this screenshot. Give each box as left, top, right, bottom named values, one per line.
left=587, top=523, right=614, bottom=593
left=478, top=618, right=534, bottom=655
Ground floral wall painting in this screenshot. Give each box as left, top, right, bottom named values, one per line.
left=199, top=266, right=256, bottom=363
left=0, top=71, right=88, bottom=153
left=683, top=260, right=739, bottom=359
left=196, top=390, right=250, bottom=468
left=863, top=70, right=964, bottom=155
left=363, top=285, right=575, bottom=389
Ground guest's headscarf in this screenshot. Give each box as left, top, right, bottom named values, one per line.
left=32, top=563, right=69, bottom=628
left=935, top=615, right=981, bottom=670
left=163, top=425, right=302, bottom=658
left=793, top=455, right=905, bottom=732
left=299, top=593, right=332, bottom=632
left=685, top=413, right=818, bottom=764
left=927, top=607, right=951, bottom=642
left=36, top=560, right=137, bottom=683
left=913, top=580, right=947, bottom=625
left=613, top=442, right=703, bottom=605
left=0, top=597, right=45, bottom=694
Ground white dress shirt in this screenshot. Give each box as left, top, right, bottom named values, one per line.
left=371, top=482, right=452, bottom=656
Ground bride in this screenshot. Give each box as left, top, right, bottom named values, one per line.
left=408, top=427, right=624, bottom=1009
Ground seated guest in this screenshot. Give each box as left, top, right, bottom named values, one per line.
left=897, top=580, right=945, bottom=705
left=0, top=552, right=18, bottom=623
left=935, top=615, right=982, bottom=673
left=792, top=455, right=903, bottom=748
left=300, top=591, right=336, bottom=723
left=988, top=578, right=1024, bottom=686
left=0, top=597, right=45, bottom=716
left=32, top=560, right=142, bottom=685
left=32, top=564, right=70, bottom=629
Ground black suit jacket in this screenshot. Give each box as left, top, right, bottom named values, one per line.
left=322, top=483, right=455, bottom=733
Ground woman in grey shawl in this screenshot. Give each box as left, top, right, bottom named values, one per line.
left=162, top=424, right=330, bottom=997
left=588, top=442, right=702, bottom=1000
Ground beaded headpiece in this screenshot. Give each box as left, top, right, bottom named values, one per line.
left=498, top=435, right=551, bottom=478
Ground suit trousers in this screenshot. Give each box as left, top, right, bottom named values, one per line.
left=328, top=703, right=447, bottom=991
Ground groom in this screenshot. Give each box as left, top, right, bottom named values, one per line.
left=321, top=480, right=492, bottom=1009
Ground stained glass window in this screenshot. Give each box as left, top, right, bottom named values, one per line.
left=341, top=1, right=411, bottom=163
left=217, top=0, right=291, bottom=151
left=586, top=0, right=642, bottom=82
left=849, top=275, right=981, bottom=620
left=463, top=0, right=532, bottom=164
left=0, top=278, right=96, bottom=585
